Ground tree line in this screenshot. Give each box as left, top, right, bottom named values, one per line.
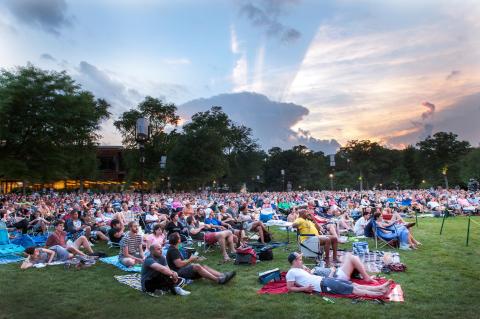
left=1, top=65, right=479, bottom=192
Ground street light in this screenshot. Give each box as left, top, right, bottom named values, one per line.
left=281, top=169, right=285, bottom=192
left=329, top=173, right=334, bottom=190
left=136, top=117, right=150, bottom=206
left=442, top=166, right=449, bottom=189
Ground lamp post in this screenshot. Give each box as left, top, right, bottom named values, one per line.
left=281, top=169, right=285, bottom=192
left=329, top=173, right=334, bottom=190
left=442, top=166, right=449, bottom=190
left=136, top=117, right=150, bottom=206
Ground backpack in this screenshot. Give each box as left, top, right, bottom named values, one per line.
left=234, top=246, right=257, bottom=265
left=258, top=246, right=273, bottom=261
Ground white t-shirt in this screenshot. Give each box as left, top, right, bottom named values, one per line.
left=145, top=214, right=158, bottom=222
left=354, top=217, right=367, bottom=236
left=285, top=267, right=322, bottom=292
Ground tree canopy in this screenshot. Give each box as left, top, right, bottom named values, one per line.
left=0, top=64, right=110, bottom=184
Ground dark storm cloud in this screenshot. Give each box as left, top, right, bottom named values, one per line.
left=4, top=0, right=72, bottom=36
left=239, top=0, right=302, bottom=43
left=181, top=92, right=340, bottom=154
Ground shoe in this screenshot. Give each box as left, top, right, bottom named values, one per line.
left=174, top=286, right=191, bottom=296
left=399, top=245, right=412, bottom=251
left=223, top=271, right=236, bottom=284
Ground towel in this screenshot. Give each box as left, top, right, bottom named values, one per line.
left=99, top=255, right=142, bottom=272
left=257, top=272, right=403, bottom=302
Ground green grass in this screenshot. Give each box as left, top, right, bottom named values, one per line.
left=1, top=217, right=479, bottom=319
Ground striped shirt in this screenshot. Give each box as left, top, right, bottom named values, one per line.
left=119, top=232, right=143, bottom=258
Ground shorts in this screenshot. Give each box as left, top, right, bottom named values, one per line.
left=320, top=277, right=354, bottom=295
left=49, top=245, right=70, bottom=261
left=335, top=268, right=349, bottom=281
left=177, top=265, right=202, bottom=280
left=243, top=222, right=254, bottom=232
left=204, top=232, right=218, bottom=245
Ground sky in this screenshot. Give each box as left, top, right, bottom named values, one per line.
left=1, top=0, right=479, bottom=153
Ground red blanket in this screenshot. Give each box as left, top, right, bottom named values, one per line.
left=257, top=272, right=403, bottom=302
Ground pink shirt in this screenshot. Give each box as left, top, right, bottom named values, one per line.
left=145, top=233, right=165, bottom=248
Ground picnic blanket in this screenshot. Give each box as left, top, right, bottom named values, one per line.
left=0, top=255, right=24, bottom=265
left=115, top=273, right=143, bottom=291
left=258, top=272, right=404, bottom=302
left=114, top=274, right=191, bottom=297
left=100, top=255, right=142, bottom=272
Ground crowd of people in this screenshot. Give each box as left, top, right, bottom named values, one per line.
left=1, top=187, right=478, bottom=296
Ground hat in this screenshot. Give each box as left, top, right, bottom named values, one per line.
left=287, top=252, right=302, bottom=264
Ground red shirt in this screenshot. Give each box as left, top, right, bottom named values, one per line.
left=45, top=230, right=67, bottom=248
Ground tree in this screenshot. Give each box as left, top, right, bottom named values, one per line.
left=459, top=148, right=480, bottom=182
left=114, top=96, right=179, bottom=188
left=417, top=132, right=471, bottom=186
left=0, top=64, right=110, bottom=185
left=168, top=106, right=261, bottom=190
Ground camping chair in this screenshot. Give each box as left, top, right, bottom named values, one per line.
left=371, top=220, right=399, bottom=249
left=295, top=231, right=324, bottom=264
left=0, top=222, right=25, bottom=256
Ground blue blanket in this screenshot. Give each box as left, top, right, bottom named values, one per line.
left=0, top=255, right=24, bottom=265
left=99, top=255, right=142, bottom=272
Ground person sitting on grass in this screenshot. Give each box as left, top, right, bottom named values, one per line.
left=141, top=243, right=191, bottom=296
left=144, top=223, right=166, bottom=251
left=28, top=211, right=50, bottom=234
left=286, top=252, right=393, bottom=297
left=21, top=246, right=73, bottom=269
left=45, top=220, right=95, bottom=257
left=119, top=221, right=144, bottom=267
left=108, top=219, right=124, bottom=244
left=354, top=210, right=371, bottom=236
left=166, top=232, right=236, bottom=284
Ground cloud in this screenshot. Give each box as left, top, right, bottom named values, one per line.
left=180, top=92, right=340, bottom=154
left=162, top=58, right=191, bottom=65
left=383, top=93, right=480, bottom=147
left=232, top=54, right=248, bottom=92
left=77, top=61, right=136, bottom=112
left=239, top=0, right=301, bottom=43
left=40, top=53, right=56, bottom=61
left=421, top=101, right=435, bottom=120
left=446, top=70, right=461, bottom=80
left=230, top=25, right=240, bottom=54
left=3, top=0, right=72, bottom=36
left=283, top=3, right=480, bottom=147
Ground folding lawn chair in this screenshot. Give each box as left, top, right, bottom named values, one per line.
left=295, top=231, right=324, bottom=264
left=371, top=220, right=399, bottom=250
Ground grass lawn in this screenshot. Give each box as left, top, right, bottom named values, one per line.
left=1, top=217, right=479, bottom=319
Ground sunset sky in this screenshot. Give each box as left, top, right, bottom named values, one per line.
left=1, top=0, right=479, bottom=153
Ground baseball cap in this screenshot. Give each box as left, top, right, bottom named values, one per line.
left=287, top=252, right=302, bottom=264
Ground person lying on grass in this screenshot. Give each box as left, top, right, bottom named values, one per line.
left=21, top=246, right=73, bottom=269
left=311, top=252, right=377, bottom=283
left=286, top=252, right=393, bottom=297
left=166, top=232, right=236, bottom=284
